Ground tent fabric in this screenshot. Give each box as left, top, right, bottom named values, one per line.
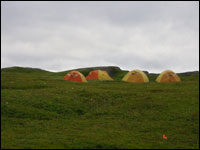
left=63, top=71, right=87, bottom=83
left=86, top=70, right=113, bottom=81
left=122, top=70, right=149, bottom=83
left=156, top=70, right=181, bottom=83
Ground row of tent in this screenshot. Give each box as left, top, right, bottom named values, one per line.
left=63, top=69, right=181, bottom=83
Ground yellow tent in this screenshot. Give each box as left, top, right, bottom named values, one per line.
left=86, top=70, right=113, bottom=81
left=156, top=70, right=181, bottom=83
left=122, top=70, right=149, bottom=83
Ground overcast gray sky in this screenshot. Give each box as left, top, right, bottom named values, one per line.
left=1, top=1, right=199, bottom=73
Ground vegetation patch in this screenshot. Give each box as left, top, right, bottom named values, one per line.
left=1, top=66, right=199, bottom=149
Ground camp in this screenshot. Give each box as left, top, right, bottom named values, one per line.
left=156, top=70, right=181, bottom=83
left=86, top=70, right=113, bottom=81
left=63, top=71, right=87, bottom=83
left=122, top=70, right=149, bottom=83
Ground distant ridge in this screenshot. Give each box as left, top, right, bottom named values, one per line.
left=177, top=71, right=199, bottom=76
left=1, top=66, right=199, bottom=76
left=66, top=66, right=122, bottom=76
left=1, top=66, right=50, bottom=73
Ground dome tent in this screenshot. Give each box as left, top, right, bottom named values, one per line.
left=63, top=71, right=87, bottom=83
left=86, top=70, right=113, bottom=81
left=122, top=70, right=149, bottom=83
left=156, top=70, right=181, bottom=83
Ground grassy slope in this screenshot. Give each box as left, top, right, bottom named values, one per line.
left=1, top=67, right=199, bottom=149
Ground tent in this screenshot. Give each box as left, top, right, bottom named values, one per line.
left=63, top=71, right=87, bottom=83
left=86, top=70, right=113, bottom=81
left=122, top=70, right=149, bottom=83
left=156, top=70, right=181, bottom=83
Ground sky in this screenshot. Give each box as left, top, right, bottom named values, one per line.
left=1, top=1, right=199, bottom=73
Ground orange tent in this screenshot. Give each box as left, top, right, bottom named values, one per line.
left=86, top=70, right=113, bottom=81
left=156, top=70, right=181, bottom=83
left=63, top=71, right=87, bottom=83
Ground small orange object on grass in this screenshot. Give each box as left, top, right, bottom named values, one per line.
left=163, top=134, right=167, bottom=140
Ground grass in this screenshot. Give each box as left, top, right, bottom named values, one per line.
left=1, top=67, right=199, bottom=149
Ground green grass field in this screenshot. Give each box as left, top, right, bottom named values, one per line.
left=1, top=66, right=199, bottom=149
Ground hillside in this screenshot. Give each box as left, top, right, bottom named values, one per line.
left=1, top=66, right=51, bottom=73
left=1, top=66, right=199, bottom=149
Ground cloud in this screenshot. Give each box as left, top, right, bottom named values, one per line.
left=1, top=1, right=199, bottom=73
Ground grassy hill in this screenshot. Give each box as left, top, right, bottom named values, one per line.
left=1, top=66, right=199, bottom=149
